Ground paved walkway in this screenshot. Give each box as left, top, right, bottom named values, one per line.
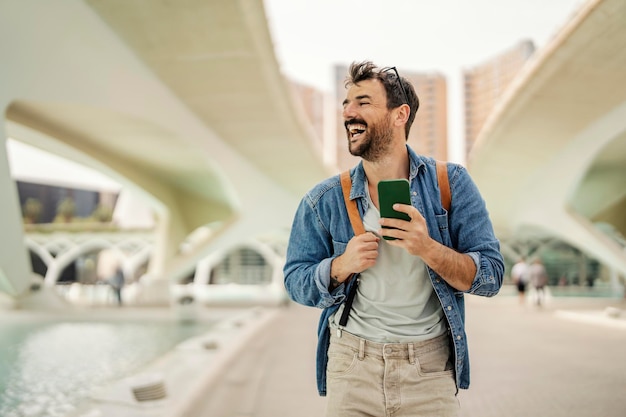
left=191, top=301, right=327, bottom=416
left=458, top=295, right=626, bottom=417
left=197, top=292, right=626, bottom=417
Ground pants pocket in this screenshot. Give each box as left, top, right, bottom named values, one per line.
left=414, top=341, right=454, bottom=377
left=327, top=343, right=359, bottom=376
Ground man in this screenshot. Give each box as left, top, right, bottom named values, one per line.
left=528, top=257, right=548, bottom=306
left=511, top=257, right=529, bottom=304
left=97, top=248, right=124, bottom=306
left=283, top=61, right=504, bottom=416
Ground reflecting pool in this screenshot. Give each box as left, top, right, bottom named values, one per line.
left=0, top=319, right=211, bottom=417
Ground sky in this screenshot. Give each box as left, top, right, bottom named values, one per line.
left=263, top=0, right=587, bottom=163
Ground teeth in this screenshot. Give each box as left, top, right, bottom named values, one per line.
left=347, top=124, right=366, bottom=134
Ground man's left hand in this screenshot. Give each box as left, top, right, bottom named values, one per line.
left=379, top=203, right=433, bottom=256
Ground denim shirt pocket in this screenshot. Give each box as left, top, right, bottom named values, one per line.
left=434, top=212, right=451, bottom=247
left=332, top=240, right=348, bottom=257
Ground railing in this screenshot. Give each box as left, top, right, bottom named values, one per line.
left=24, top=230, right=289, bottom=307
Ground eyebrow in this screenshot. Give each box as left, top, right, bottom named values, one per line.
left=342, top=94, right=372, bottom=106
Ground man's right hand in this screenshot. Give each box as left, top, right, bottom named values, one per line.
left=330, top=232, right=380, bottom=283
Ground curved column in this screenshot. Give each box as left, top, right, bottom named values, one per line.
left=513, top=102, right=626, bottom=277
left=0, top=117, right=31, bottom=297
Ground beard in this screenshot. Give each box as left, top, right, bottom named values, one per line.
left=347, top=113, right=394, bottom=162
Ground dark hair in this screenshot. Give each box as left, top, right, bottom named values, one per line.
left=345, top=60, right=419, bottom=139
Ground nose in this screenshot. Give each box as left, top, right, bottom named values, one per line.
left=342, top=101, right=357, bottom=120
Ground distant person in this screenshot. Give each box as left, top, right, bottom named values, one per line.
left=528, top=258, right=548, bottom=306
left=511, top=257, right=529, bottom=304
left=283, top=61, right=504, bottom=417
left=109, top=266, right=125, bottom=306
left=97, top=248, right=124, bottom=306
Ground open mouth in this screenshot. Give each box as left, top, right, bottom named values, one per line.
left=346, top=123, right=367, bottom=140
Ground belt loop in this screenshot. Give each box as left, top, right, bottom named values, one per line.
left=358, top=338, right=365, bottom=360
left=408, top=343, right=415, bottom=364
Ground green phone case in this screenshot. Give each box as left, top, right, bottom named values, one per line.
left=378, top=179, right=411, bottom=240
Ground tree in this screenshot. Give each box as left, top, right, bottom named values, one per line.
left=55, top=197, right=76, bottom=223
left=22, top=198, right=43, bottom=224
left=91, top=203, right=113, bottom=223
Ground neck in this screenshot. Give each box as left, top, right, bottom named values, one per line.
left=363, top=141, right=409, bottom=185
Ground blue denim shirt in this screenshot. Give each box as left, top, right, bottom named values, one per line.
left=283, top=147, right=504, bottom=396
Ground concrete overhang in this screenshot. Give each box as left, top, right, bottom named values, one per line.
left=6, top=100, right=234, bottom=228
left=0, top=0, right=331, bottom=298
left=85, top=0, right=330, bottom=198
left=468, top=0, right=626, bottom=273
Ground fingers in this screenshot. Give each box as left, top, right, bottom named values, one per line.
left=380, top=226, right=403, bottom=241
left=355, top=232, right=380, bottom=252
left=347, top=232, right=379, bottom=270
left=392, top=203, right=418, bottom=219
left=378, top=205, right=428, bottom=243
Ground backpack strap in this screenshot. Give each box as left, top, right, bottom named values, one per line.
left=436, top=160, right=451, bottom=211
left=338, top=170, right=364, bottom=327
left=341, top=165, right=449, bottom=229
left=340, top=170, right=365, bottom=235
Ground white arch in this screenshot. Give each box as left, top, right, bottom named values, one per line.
left=24, top=238, right=55, bottom=268
left=194, top=239, right=283, bottom=287
left=42, top=236, right=77, bottom=255
left=44, top=239, right=124, bottom=285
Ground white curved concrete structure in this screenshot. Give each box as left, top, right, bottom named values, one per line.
left=469, top=0, right=626, bottom=275
left=0, top=0, right=331, bottom=304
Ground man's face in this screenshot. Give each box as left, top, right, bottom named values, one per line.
left=342, top=79, right=394, bottom=162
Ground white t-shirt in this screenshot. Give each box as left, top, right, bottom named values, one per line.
left=511, top=261, right=528, bottom=283
left=331, top=184, right=446, bottom=343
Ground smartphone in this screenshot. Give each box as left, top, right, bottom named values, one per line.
left=378, top=179, right=411, bottom=240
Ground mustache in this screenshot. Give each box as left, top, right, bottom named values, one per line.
left=344, top=118, right=367, bottom=129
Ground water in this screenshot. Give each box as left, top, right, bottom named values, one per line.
left=0, top=319, right=211, bottom=417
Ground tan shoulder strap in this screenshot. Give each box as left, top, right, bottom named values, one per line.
left=338, top=170, right=362, bottom=327
left=436, top=160, right=451, bottom=211
left=341, top=165, right=449, bottom=232
left=340, top=170, right=365, bottom=235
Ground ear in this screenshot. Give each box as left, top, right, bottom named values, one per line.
left=393, top=103, right=410, bottom=126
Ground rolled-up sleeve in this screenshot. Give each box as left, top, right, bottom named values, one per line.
left=449, top=166, right=504, bottom=297
left=284, top=196, right=347, bottom=309
left=466, top=251, right=502, bottom=296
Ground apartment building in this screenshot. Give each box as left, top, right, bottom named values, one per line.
left=463, top=39, right=536, bottom=158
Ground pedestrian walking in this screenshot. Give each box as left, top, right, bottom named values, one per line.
left=528, top=258, right=548, bottom=306
left=511, top=257, right=529, bottom=304
left=97, top=248, right=125, bottom=306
